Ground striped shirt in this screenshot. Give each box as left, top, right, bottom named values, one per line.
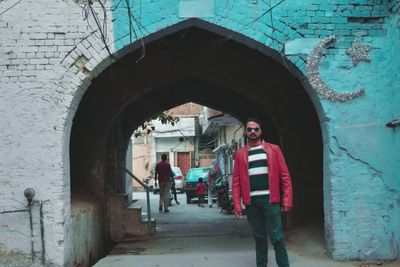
left=248, top=144, right=269, bottom=196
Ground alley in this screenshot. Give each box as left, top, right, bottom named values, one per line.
left=93, top=193, right=399, bottom=267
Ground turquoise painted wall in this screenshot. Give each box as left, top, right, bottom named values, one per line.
left=111, top=0, right=400, bottom=260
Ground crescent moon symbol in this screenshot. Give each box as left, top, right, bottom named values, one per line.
left=306, top=35, right=365, bottom=102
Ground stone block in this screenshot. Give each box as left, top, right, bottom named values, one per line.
left=285, top=37, right=321, bottom=55
left=178, top=0, right=215, bottom=18
left=320, top=5, right=337, bottom=12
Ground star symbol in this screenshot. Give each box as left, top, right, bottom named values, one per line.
left=346, top=39, right=372, bottom=66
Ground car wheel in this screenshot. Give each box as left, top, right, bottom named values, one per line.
left=186, top=194, right=191, bottom=204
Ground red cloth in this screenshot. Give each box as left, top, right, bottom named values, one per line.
left=155, top=161, right=173, bottom=182
left=196, top=182, right=207, bottom=196
left=232, top=140, right=293, bottom=213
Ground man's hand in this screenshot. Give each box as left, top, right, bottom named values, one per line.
left=281, top=206, right=291, bottom=213
left=234, top=211, right=242, bottom=220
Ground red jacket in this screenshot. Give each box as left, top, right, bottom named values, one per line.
left=232, top=141, right=292, bottom=212
left=196, top=182, right=206, bottom=196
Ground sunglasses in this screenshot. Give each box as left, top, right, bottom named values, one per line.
left=246, top=127, right=260, bottom=133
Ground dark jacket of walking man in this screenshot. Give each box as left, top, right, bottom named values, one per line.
left=155, top=154, right=174, bottom=212
left=232, top=117, right=292, bottom=267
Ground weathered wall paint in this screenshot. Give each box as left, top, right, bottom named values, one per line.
left=111, top=0, right=400, bottom=260
left=70, top=201, right=105, bottom=267
left=0, top=0, right=115, bottom=266
left=386, top=11, right=400, bottom=259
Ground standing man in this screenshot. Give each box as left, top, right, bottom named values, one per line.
left=207, top=159, right=221, bottom=208
left=155, top=154, right=174, bottom=212
left=232, top=117, right=292, bottom=267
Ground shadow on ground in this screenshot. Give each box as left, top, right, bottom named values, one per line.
left=94, top=192, right=399, bottom=267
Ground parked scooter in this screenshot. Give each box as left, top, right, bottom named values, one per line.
left=142, top=176, right=154, bottom=191
left=212, top=174, right=234, bottom=214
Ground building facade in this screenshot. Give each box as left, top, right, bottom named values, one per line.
left=130, top=103, right=203, bottom=187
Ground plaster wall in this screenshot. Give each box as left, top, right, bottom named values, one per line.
left=70, top=199, right=104, bottom=267
left=0, top=0, right=114, bottom=265
left=113, top=0, right=400, bottom=260
left=125, top=141, right=133, bottom=203
left=155, top=138, right=195, bottom=156
left=387, top=12, right=400, bottom=255
left=318, top=10, right=400, bottom=260
left=152, top=117, right=197, bottom=138
left=131, top=136, right=153, bottom=186
left=225, top=125, right=244, bottom=146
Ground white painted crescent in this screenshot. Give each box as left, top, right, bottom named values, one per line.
left=306, top=35, right=365, bottom=102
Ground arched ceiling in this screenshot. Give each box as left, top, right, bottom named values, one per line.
left=73, top=25, right=313, bottom=144
left=71, top=25, right=323, bottom=226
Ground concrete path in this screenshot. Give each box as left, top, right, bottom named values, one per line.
left=94, top=192, right=399, bottom=267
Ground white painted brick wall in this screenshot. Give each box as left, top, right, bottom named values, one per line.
left=0, top=0, right=114, bottom=266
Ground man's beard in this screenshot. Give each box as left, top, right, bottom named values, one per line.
left=247, top=135, right=261, bottom=141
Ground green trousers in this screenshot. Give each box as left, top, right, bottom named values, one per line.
left=246, top=195, right=290, bottom=267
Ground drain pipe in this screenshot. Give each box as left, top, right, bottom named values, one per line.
left=39, top=201, right=45, bottom=265
left=0, top=189, right=44, bottom=264
left=24, top=188, right=35, bottom=263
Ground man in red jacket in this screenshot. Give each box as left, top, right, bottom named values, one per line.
left=232, top=117, right=292, bottom=267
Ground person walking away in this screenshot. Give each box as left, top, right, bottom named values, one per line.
left=232, top=117, right=293, bottom=267
left=207, top=159, right=222, bottom=208
left=155, top=154, right=174, bottom=212
left=196, top=178, right=207, bottom=207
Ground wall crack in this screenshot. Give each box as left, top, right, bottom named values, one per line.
left=332, top=136, right=398, bottom=193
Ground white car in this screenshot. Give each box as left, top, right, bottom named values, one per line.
left=171, top=166, right=185, bottom=193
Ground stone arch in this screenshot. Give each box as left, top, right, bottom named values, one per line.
left=61, top=18, right=325, bottom=125
left=61, top=18, right=328, bottom=265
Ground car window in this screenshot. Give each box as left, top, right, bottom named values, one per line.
left=187, top=168, right=209, bottom=179
left=172, top=167, right=182, bottom=175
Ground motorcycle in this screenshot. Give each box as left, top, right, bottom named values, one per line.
left=142, top=176, right=154, bottom=192
left=169, top=176, right=179, bottom=205
left=212, top=174, right=234, bottom=214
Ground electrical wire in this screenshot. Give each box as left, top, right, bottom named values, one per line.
left=0, top=0, right=23, bottom=16
left=211, top=0, right=286, bottom=48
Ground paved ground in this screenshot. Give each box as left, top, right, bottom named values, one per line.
left=94, top=192, right=399, bottom=267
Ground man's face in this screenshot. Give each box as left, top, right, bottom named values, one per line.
left=245, top=121, right=262, bottom=141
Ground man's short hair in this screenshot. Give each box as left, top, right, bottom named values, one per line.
left=246, top=117, right=263, bottom=131
left=161, top=154, right=167, bottom=160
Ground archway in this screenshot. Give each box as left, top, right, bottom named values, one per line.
left=69, top=20, right=324, bottom=265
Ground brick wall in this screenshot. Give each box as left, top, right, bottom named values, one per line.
left=111, top=0, right=400, bottom=260
left=0, top=0, right=114, bottom=266
left=168, top=102, right=203, bottom=117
